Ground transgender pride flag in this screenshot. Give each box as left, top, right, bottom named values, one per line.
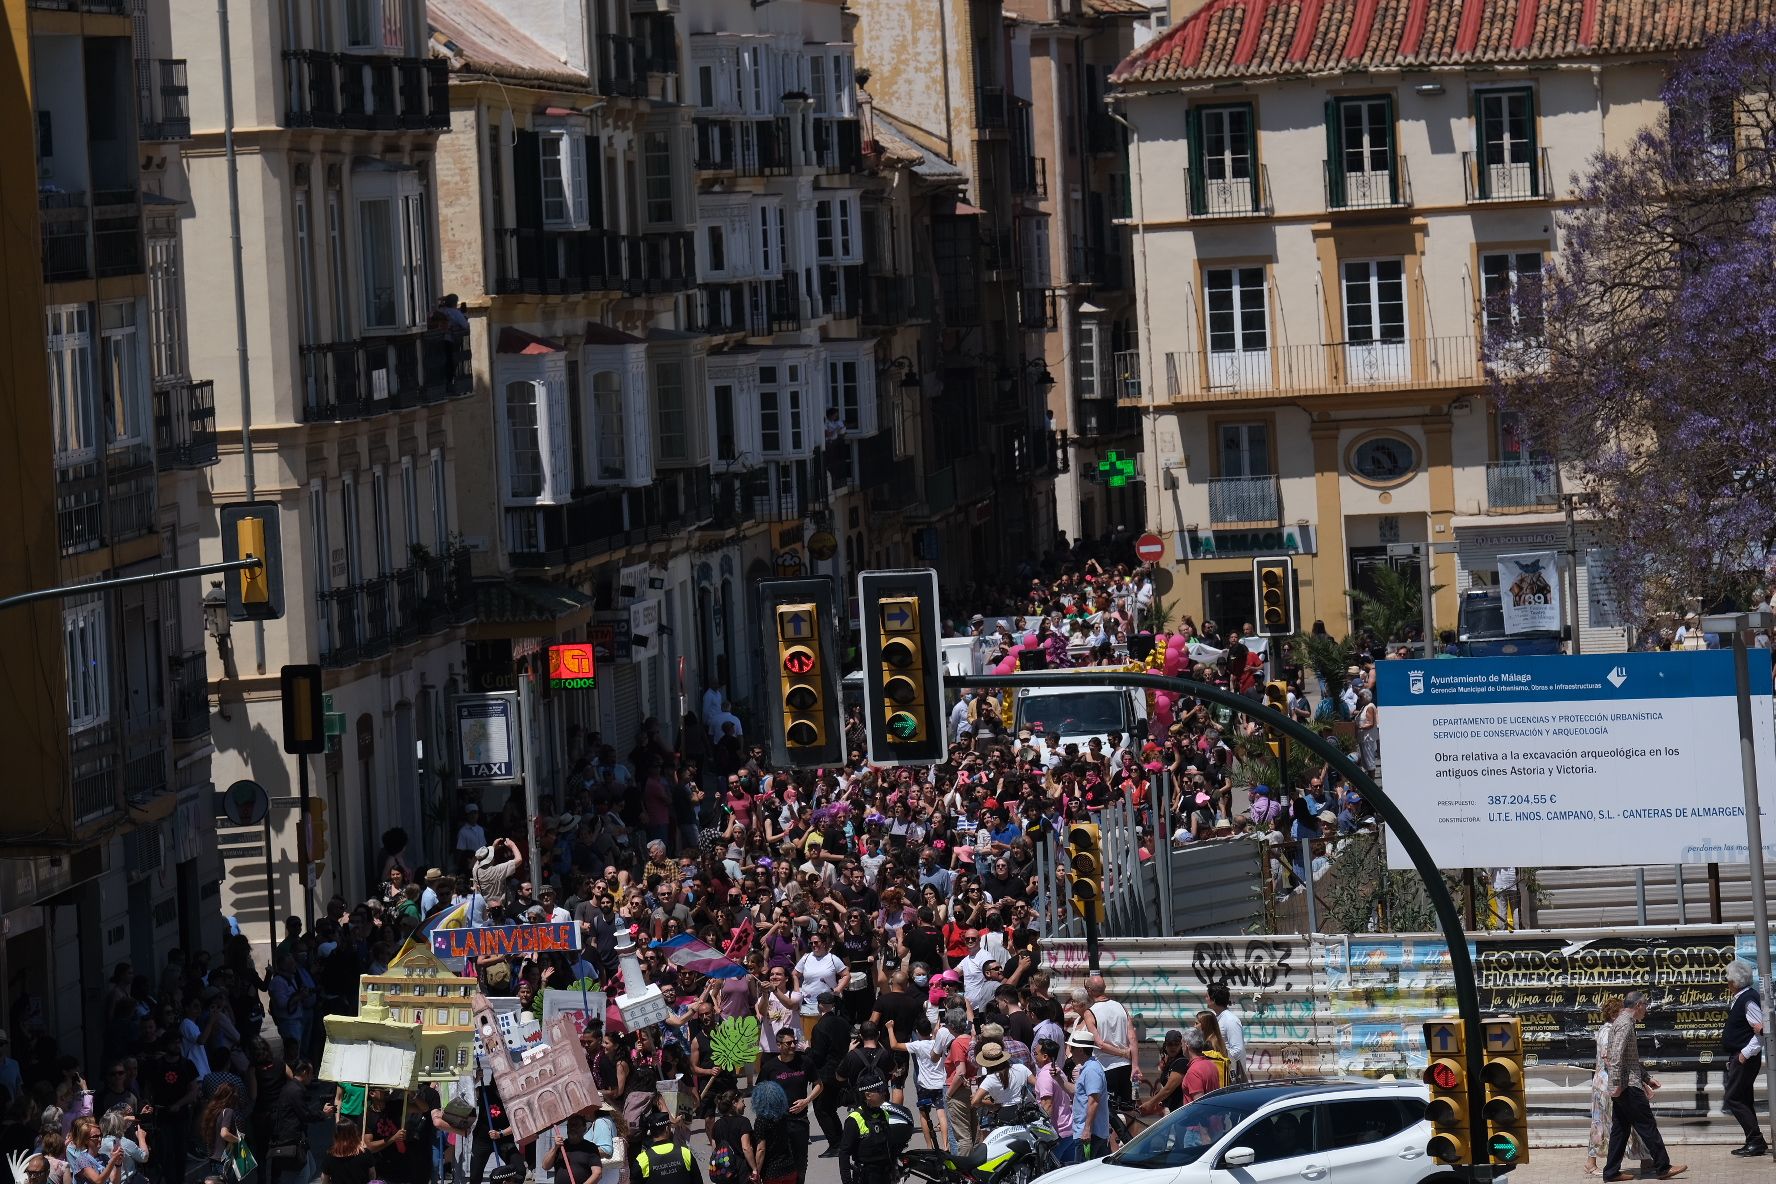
left=655, top=933, right=746, bottom=979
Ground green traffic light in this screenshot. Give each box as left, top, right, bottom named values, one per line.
left=1487, top=1134, right=1519, bottom=1162
left=887, top=712, right=919, bottom=740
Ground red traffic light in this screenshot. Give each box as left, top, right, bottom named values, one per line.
left=783, top=649, right=815, bottom=676
left=1428, top=1062, right=1460, bottom=1090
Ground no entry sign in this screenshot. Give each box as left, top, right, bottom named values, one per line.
left=1135, top=533, right=1164, bottom=563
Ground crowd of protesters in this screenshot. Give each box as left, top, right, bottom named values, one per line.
left=0, top=536, right=1399, bottom=1184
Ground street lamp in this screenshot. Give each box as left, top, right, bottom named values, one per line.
left=880, top=355, right=922, bottom=389
left=202, top=579, right=232, bottom=663
left=1702, top=608, right=1776, bottom=1159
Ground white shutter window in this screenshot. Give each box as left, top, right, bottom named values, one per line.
left=504, top=380, right=546, bottom=500
left=64, top=597, right=108, bottom=731
left=759, top=205, right=773, bottom=273
left=838, top=198, right=854, bottom=259
left=571, top=135, right=590, bottom=227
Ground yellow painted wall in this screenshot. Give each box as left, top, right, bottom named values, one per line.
left=0, top=0, right=73, bottom=835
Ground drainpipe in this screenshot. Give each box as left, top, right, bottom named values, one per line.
left=1106, top=102, right=1154, bottom=535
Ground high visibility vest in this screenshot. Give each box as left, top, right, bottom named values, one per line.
left=635, top=1140, right=694, bottom=1179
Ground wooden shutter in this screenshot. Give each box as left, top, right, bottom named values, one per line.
left=1239, top=102, right=1260, bottom=211
left=1324, top=99, right=1344, bottom=208
left=1187, top=106, right=1206, bottom=215
left=512, top=129, right=543, bottom=284
left=1383, top=94, right=1399, bottom=204
left=1471, top=90, right=1488, bottom=199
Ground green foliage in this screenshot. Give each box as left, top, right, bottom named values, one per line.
left=1344, top=566, right=1441, bottom=644
left=709, top=1015, right=761, bottom=1071
left=1138, top=597, right=1175, bottom=634
left=1322, top=831, right=1460, bottom=935
left=1291, top=631, right=1361, bottom=701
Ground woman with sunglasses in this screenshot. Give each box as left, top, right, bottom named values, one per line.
left=64, top=1120, right=123, bottom=1184
left=95, top=1108, right=147, bottom=1184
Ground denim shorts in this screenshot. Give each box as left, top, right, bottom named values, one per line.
left=916, top=1085, right=944, bottom=1111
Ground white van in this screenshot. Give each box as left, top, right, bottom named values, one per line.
left=1012, top=678, right=1149, bottom=754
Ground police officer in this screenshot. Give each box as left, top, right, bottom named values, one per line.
left=835, top=1075, right=894, bottom=1184
left=631, top=1110, right=702, bottom=1183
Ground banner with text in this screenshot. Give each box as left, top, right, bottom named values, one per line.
left=1376, top=652, right=1775, bottom=869
left=1497, top=551, right=1562, bottom=634
left=432, top=922, right=581, bottom=961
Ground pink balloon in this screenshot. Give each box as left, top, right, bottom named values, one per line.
left=994, top=657, right=1016, bottom=675
left=1153, top=700, right=1174, bottom=729
left=1023, top=632, right=1039, bottom=648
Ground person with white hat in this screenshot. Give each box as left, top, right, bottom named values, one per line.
left=1066, top=1028, right=1111, bottom=1162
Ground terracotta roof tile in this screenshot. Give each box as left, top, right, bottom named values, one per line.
left=1111, top=0, right=1776, bottom=82
left=1084, top=0, right=1152, bottom=15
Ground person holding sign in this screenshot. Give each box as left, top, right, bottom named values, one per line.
left=540, top=1114, right=601, bottom=1184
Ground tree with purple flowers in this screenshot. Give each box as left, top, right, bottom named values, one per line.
left=1492, top=26, right=1776, bottom=614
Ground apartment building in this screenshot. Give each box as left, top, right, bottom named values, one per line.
left=160, top=0, right=476, bottom=921
left=1109, top=0, right=1737, bottom=641
left=0, top=0, right=224, bottom=1064
left=1006, top=0, right=1144, bottom=543
left=428, top=0, right=948, bottom=786
left=850, top=0, right=1060, bottom=565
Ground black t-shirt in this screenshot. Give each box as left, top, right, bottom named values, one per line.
left=902, top=924, right=942, bottom=971
left=711, top=1113, right=751, bottom=1167
left=551, top=1140, right=600, bottom=1184
left=839, top=883, right=880, bottom=913
left=757, top=1053, right=808, bottom=1104
left=752, top=1116, right=798, bottom=1176
left=837, top=933, right=874, bottom=988
left=1162, top=1053, right=1191, bottom=1111
left=836, top=1044, right=893, bottom=1095
left=1002, top=1009, right=1037, bottom=1051
left=369, top=1101, right=412, bottom=1182
left=323, top=1151, right=377, bottom=1184
left=873, top=990, right=924, bottom=1046
left=145, top=1053, right=197, bottom=1113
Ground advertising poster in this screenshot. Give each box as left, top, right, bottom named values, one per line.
left=1377, top=652, right=1776, bottom=869
left=1323, top=937, right=1468, bottom=1075
left=1473, top=932, right=1741, bottom=1069
left=1497, top=551, right=1562, bottom=634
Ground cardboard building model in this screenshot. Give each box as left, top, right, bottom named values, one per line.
left=360, top=944, right=480, bottom=1080
left=472, top=992, right=602, bottom=1144
left=320, top=997, right=422, bottom=1090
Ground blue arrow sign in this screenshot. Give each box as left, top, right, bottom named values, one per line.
left=1486, top=1027, right=1513, bottom=1048
left=781, top=611, right=810, bottom=638
left=1427, top=1025, right=1457, bottom=1053
left=884, top=604, right=912, bottom=629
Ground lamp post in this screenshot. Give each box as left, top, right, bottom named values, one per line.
left=1702, top=609, right=1776, bottom=1158
left=202, top=580, right=232, bottom=663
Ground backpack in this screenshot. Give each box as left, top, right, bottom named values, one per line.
left=708, top=1142, right=743, bottom=1184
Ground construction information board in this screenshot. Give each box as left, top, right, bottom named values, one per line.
left=1375, top=652, right=1775, bottom=869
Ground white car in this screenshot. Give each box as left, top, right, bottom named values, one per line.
left=1044, top=1078, right=1464, bottom=1184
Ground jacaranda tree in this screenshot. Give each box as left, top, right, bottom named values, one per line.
left=1492, top=26, right=1776, bottom=614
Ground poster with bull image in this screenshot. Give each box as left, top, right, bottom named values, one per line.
left=1473, top=932, right=1741, bottom=1069
left=1497, top=551, right=1562, bottom=634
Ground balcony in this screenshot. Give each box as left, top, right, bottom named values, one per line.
left=695, top=118, right=736, bottom=171
left=71, top=724, right=119, bottom=825
left=623, top=231, right=696, bottom=296
left=28, top=0, right=127, bottom=10
left=93, top=190, right=143, bottom=277
left=40, top=192, right=90, bottom=283
left=1156, top=336, right=1482, bottom=403
left=1086, top=111, right=1124, bottom=156
left=743, top=118, right=792, bottom=177
left=281, top=51, right=449, bottom=131
left=153, top=379, right=218, bottom=468
left=981, top=227, right=1017, bottom=278
left=317, top=547, right=472, bottom=666
left=820, top=263, right=864, bottom=319
left=1209, top=475, right=1280, bottom=525
left=1463, top=148, right=1553, bottom=203
left=812, top=117, right=864, bottom=174
left=1186, top=162, right=1271, bottom=218
left=122, top=715, right=168, bottom=802
left=861, top=274, right=911, bottom=328
left=507, top=468, right=713, bottom=568
left=1013, top=155, right=1048, bottom=199
left=1082, top=249, right=1126, bottom=292
left=138, top=59, right=191, bottom=142
left=1325, top=156, right=1412, bottom=211
left=56, top=462, right=103, bottom=555
left=168, top=650, right=210, bottom=743
left=1019, top=287, right=1058, bottom=331
left=1486, top=461, right=1560, bottom=511
left=597, top=33, right=646, bottom=98
left=756, top=275, right=802, bottom=335
left=107, top=458, right=157, bottom=543
left=977, top=86, right=1008, bottom=131
left=494, top=227, right=623, bottom=295
left=300, top=332, right=471, bottom=422
left=1114, top=349, right=1141, bottom=402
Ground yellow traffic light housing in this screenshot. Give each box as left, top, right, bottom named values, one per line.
left=1422, top=1020, right=1471, bottom=1165
left=1253, top=556, right=1295, bottom=637
left=219, top=501, right=286, bottom=620
left=858, top=570, right=947, bottom=764
left=1482, top=1018, right=1530, bottom=1165
left=1264, top=679, right=1288, bottom=713
left=758, top=580, right=842, bottom=768
left=1066, top=822, right=1105, bottom=920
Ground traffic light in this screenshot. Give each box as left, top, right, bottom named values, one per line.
left=281, top=665, right=326, bottom=755
left=1422, top=1020, right=1471, bottom=1165
left=758, top=579, right=841, bottom=768
left=1263, top=679, right=1288, bottom=714
left=1066, top=821, right=1105, bottom=921
left=219, top=501, right=285, bottom=621
left=307, top=795, right=329, bottom=868
left=1253, top=555, right=1294, bottom=637
left=1481, top=1017, right=1530, bottom=1166
left=858, top=570, right=947, bottom=765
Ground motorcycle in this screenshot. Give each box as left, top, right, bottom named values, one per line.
left=896, top=1098, right=1062, bottom=1184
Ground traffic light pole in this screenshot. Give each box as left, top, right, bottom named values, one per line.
left=955, top=669, right=1488, bottom=1160
left=0, top=556, right=261, bottom=613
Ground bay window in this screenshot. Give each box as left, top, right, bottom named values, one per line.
left=592, top=371, right=626, bottom=481
left=503, top=380, right=546, bottom=499
left=825, top=342, right=877, bottom=436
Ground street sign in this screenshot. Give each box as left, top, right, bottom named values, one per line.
left=1424, top=1020, right=1462, bottom=1055
left=1094, top=451, right=1138, bottom=489
left=807, top=530, right=838, bottom=561
left=1482, top=1019, right=1521, bottom=1053
left=456, top=692, right=521, bottom=784
left=1379, top=652, right=1776, bottom=870
left=1135, top=533, right=1164, bottom=564
left=548, top=643, right=597, bottom=690
left=220, top=779, right=268, bottom=827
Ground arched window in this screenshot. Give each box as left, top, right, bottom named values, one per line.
left=592, top=371, right=625, bottom=480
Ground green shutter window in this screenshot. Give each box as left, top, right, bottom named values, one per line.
left=1476, top=88, right=1538, bottom=200
left=1240, top=102, right=1260, bottom=212
left=1187, top=106, right=1206, bottom=216
left=1324, top=99, right=1344, bottom=208
left=1383, top=94, right=1400, bottom=205
left=1471, top=89, right=1488, bottom=198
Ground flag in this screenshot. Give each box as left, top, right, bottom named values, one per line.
left=398, top=896, right=472, bottom=963
left=654, top=933, right=747, bottom=979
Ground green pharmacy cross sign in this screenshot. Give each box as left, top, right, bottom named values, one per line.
left=1095, top=451, right=1137, bottom=489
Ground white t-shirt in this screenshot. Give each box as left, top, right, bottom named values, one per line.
left=1090, top=999, right=1132, bottom=1071
left=978, top=1062, right=1034, bottom=1107
left=959, top=948, right=997, bottom=1011
left=908, top=1034, right=952, bottom=1090
left=795, top=952, right=846, bottom=1015
left=1217, top=1008, right=1247, bottom=1070
left=179, top=1017, right=213, bottom=1079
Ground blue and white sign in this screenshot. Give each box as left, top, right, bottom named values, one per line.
left=455, top=692, right=520, bottom=785
left=1376, top=653, right=1775, bottom=870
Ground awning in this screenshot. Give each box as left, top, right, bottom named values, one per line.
left=468, top=579, right=596, bottom=637
left=496, top=327, right=565, bottom=355
left=938, top=198, right=986, bottom=216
